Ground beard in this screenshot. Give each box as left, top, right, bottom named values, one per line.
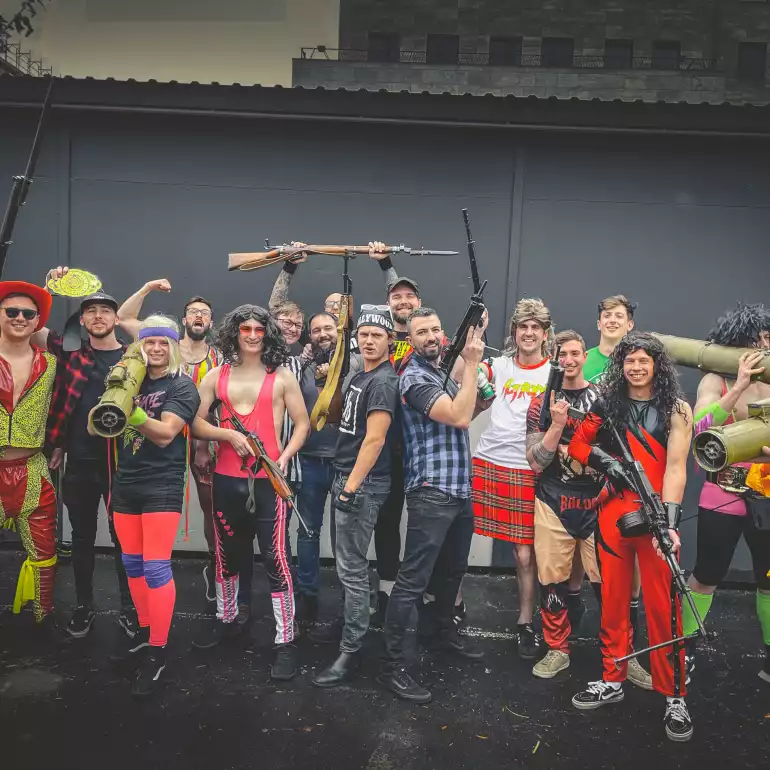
left=85, top=325, right=115, bottom=340
left=312, top=340, right=336, bottom=363
left=418, top=342, right=442, bottom=362
left=185, top=322, right=209, bottom=342
left=392, top=307, right=414, bottom=325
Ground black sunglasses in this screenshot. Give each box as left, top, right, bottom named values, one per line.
left=3, top=307, right=39, bottom=321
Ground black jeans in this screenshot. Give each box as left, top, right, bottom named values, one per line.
left=382, top=486, right=474, bottom=670
left=374, top=453, right=405, bottom=583
left=62, top=457, right=131, bottom=610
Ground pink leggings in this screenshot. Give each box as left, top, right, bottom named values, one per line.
left=113, top=511, right=180, bottom=647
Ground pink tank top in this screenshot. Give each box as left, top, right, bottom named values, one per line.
left=698, top=379, right=748, bottom=516
left=215, top=365, right=280, bottom=479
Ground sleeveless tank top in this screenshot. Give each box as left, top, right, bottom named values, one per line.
left=698, top=379, right=748, bottom=516
left=215, top=365, right=280, bottom=479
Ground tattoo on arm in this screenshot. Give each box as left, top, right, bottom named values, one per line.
left=269, top=269, right=293, bottom=309
left=527, top=432, right=556, bottom=468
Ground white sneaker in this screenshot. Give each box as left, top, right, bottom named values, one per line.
left=572, top=680, right=624, bottom=710
left=664, top=698, right=693, bottom=742
left=626, top=657, right=653, bottom=691
left=532, top=650, right=570, bottom=679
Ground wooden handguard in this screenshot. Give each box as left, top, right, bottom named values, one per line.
left=228, top=245, right=368, bottom=272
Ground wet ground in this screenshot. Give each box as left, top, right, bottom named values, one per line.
left=1, top=550, right=768, bottom=770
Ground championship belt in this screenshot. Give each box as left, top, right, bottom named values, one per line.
left=707, top=465, right=750, bottom=494
left=310, top=294, right=352, bottom=431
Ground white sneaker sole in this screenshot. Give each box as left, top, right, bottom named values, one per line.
left=666, top=724, right=693, bottom=742
left=571, top=690, right=624, bottom=710
left=532, top=657, right=570, bottom=679
left=758, top=669, right=770, bottom=683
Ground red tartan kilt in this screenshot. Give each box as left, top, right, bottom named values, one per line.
left=471, top=457, right=535, bottom=545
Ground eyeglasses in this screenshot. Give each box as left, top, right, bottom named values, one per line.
left=277, top=318, right=303, bottom=331
left=186, top=308, right=212, bottom=318
left=325, top=300, right=341, bottom=310
left=239, top=325, right=265, bottom=337
left=3, top=307, right=39, bottom=321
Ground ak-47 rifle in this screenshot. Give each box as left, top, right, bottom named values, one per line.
left=309, top=255, right=353, bottom=430
left=228, top=242, right=458, bottom=272
left=0, top=76, right=54, bottom=278
left=439, top=209, right=487, bottom=388
left=601, top=406, right=710, bottom=669
left=210, top=399, right=313, bottom=537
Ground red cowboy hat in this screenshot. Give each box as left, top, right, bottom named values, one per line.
left=0, top=281, right=52, bottom=331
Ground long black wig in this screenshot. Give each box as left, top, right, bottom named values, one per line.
left=215, top=304, right=288, bottom=372
left=600, top=331, right=686, bottom=438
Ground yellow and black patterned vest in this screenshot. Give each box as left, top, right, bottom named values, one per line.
left=0, top=350, right=56, bottom=448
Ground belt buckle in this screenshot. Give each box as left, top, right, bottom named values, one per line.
left=715, top=466, right=749, bottom=494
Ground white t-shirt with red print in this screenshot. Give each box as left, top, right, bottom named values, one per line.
left=474, top=355, right=551, bottom=470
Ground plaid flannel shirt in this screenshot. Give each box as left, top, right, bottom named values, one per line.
left=399, top=354, right=471, bottom=499
left=45, top=332, right=127, bottom=451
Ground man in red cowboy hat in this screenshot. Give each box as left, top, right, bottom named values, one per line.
left=0, top=280, right=59, bottom=629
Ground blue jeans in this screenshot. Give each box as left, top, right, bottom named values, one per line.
left=296, top=455, right=336, bottom=597
left=382, top=487, right=474, bottom=670
left=333, top=473, right=390, bottom=653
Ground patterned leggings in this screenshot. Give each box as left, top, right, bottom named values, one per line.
left=0, top=453, right=57, bottom=621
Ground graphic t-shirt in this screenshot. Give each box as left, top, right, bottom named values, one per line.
left=68, top=347, right=125, bottom=461
left=116, top=374, right=200, bottom=486
left=335, top=360, right=400, bottom=480
left=583, top=347, right=609, bottom=384
left=526, top=385, right=603, bottom=538
left=474, top=355, right=550, bottom=470
left=391, top=331, right=414, bottom=375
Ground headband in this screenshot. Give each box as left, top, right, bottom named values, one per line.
left=138, top=326, right=180, bottom=342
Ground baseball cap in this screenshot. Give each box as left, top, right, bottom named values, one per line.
left=386, top=277, right=420, bottom=297
left=80, top=292, right=118, bottom=313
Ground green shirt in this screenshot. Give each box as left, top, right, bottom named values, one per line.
left=584, top=347, right=609, bottom=384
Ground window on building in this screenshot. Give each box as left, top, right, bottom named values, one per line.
left=737, top=41, right=767, bottom=80
left=488, top=36, right=522, bottom=66
left=604, top=39, right=634, bottom=68
left=541, top=37, right=574, bottom=67
left=652, top=40, right=681, bottom=69
left=368, top=32, right=400, bottom=63
left=426, top=34, right=459, bottom=65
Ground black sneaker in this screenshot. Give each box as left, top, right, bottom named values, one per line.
left=132, top=647, right=166, bottom=698
left=110, top=626, right=150, bottom=663
left=664, top=698, right=693, bottom=742
left=435, top=630, right=484, bottom=660
left=271, top=644, right=298, bottom=681
left=377, top=666, right=432, bottom=704
left=759, top=645, right=770, bottom=684
left=191, top=619, right=243, bottom=651
left=517, top=623, right=538, bottom=660
left=66, top=606, right=95, bottom=639
left=572, top=680, right=624, bottom=710
left=202, top=563, right=216, bottom=604
left=118, top=608, right=138, bottom=639
left=453, top=601, right=467, bottom=627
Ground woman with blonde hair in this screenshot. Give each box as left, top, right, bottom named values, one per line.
left=105, top=315, right=201, bottom=696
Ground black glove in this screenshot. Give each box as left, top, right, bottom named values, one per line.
left=335, top=487, right=363, bottom=515
left=587, top=448, right=636, bottom=492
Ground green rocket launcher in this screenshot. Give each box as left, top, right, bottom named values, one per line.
left=88, top=349, right=147, bottom=438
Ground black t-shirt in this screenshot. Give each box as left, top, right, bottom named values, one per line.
left=68, top=347, right=125, bottom=461
left=334, top=360, right=400, bottom=480
left=297, top=361, right=338, bottom=459
left=115, top=374, right=200, bottom=486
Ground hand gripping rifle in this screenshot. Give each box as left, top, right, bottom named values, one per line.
left=538, top=345, right=564, bottom=431
left=439, top=209, right=487, bottom=388
left=228, top=242, right=458, bottom=272
left=601, top=406, right=710, bottom=669
left=0, top=76, right=54, bottom=278
left=210, top=399, right=313, bottom=538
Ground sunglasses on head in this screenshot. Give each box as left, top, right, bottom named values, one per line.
left=239, top=325, right=265, bottom=337
left=3, top=307, right=39, bottom=321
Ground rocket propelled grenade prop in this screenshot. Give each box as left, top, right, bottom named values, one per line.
left=88, top=350, right=147, bottom=438
left=228, top=243, right=458, bottom=272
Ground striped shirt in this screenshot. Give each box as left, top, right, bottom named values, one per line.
left=182, top=345, right=222, bottom=388
left=281, top=355, right=304, bottom=484
left=399, top=354, right=471, bottom=499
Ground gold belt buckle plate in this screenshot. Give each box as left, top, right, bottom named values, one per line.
left=716, top=466, right=749, bottom=494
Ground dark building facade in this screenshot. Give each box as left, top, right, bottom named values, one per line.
left=294, top=0, right=770, bottom=104
left=1, top=76, right=768, bottom=574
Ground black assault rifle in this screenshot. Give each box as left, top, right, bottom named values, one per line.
left=440, top=209, right=487, bottom=388
left=602, top=407, right=710, bottom=668
left=0, top=76, right=54, bottom=278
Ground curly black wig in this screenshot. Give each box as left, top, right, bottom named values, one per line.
left=600, top=331, right=686, bottom=437
left=215, top=304, right=288, bottom=372
left=707, top=303, right=770, bottom=348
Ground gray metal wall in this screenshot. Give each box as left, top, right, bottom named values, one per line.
left=2, top=107, right=769, bottom=576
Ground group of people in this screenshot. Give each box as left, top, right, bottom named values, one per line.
left=0, top=246, right=768, bottom=745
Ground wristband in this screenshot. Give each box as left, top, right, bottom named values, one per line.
left=664, top=502, right=682, bottom=529
left=693, top=402, right=730, bottom=427
left=377, top=256, right=393, bottom=271
left=282, top=261, right=299, bottom=275
left=128, top=406, right=149, bottom=427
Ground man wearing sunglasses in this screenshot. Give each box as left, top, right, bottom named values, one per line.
left=118, top=282, right=224, bottom=613
left=0, top=281, right=59, bottom=634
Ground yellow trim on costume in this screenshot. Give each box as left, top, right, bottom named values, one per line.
left=747, top=464, right=770, bottom=497
left=14, top=554, right=57, bottom=613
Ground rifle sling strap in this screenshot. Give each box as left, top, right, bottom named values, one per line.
left=310, top=294, right=351, bottom=431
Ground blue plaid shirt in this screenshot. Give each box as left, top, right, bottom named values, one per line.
left=399, top=354, right=471, bottom=499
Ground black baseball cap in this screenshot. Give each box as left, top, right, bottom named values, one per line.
left=80, top=292, right=118, bottom=313
left=386, top=277, right=420, bottom=297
